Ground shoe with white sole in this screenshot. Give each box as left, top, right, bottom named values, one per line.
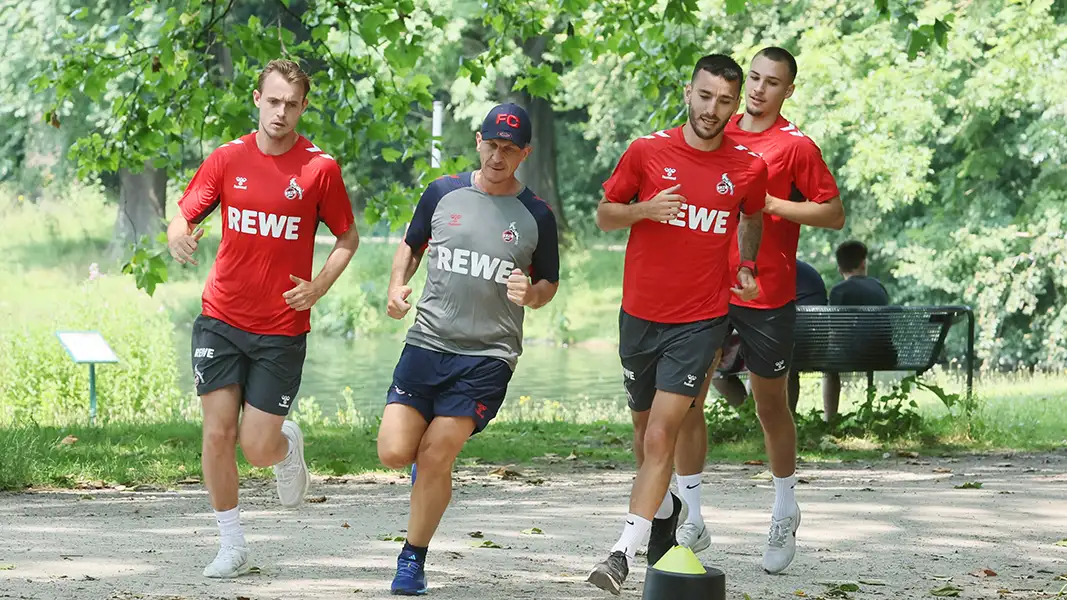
left=676, top=521, right=711, bottom=553
left=762, top=504, right=801, bottom=574
left=202, top=545, right=251, bottom=578
left=274, top=420, right=310, bottom=507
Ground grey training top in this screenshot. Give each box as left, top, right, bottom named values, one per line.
left=403, top=172, right=560, bottom=369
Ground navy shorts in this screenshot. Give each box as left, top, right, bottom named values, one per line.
left=385, top=344, right=513, bottom=433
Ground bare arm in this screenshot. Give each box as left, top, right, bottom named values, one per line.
left=595, top=185, right=686, bottom=232
left=283, top=226, right=360, bottom=311
left=738, top=210, right=762, bottom=263
left=595, top=196, right=650, bottom=231
left=730, top=211, right=763, bottom=302
left=390, top=240, right=423, bottom=289
left=525, top=280, right=559, bottom=309
left=311, top=227, right=360, bottom=295
left=764, top=195, right=846, bottom=230
left=167, top=213, right=194, bottom=240
left=386, top=239, right=423, bottom=319
left=166, top=213, right=203, bottom=265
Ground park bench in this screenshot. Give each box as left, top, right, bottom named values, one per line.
left=791, top=305, right=975, bottom=398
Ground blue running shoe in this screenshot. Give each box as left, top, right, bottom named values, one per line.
left=391, top=551, right=427, bottom=595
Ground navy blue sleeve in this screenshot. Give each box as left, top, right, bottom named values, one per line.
left=519, top=191, right=560, bottom=284
left=795, top=260, right=828, bottom=306
left=405, top=174, right=470, bottom=253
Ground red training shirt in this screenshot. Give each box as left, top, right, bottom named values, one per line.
left=725, top=114, right=840, bottom=310
left=603, top=126, right=768, bottom=323
left=178, top=133, right=355, bottom=336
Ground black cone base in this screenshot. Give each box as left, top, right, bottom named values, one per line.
left=642, top=565, right=725, bottom=600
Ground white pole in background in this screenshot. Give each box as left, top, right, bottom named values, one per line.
left=411, top=99, right=444, bottom=487
left=431, top=100, right=443, bottom=168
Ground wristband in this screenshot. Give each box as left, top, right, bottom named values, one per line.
left=738, top=260, right=757, bottom=276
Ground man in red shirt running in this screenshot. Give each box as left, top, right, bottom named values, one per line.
left=672, top=47, right=845, bottom=575
left=586, top=54, right=766, bottom=596
left=167, top=59, right=359, bottom=579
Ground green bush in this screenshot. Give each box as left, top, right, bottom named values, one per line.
left=0, top=269, right=194, bottom=425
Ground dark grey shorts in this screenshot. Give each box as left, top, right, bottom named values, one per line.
left=619, top=310, right=729, bottom=412
left=191, top=314, right=307, bottom=416
left=727, top=302, right=796, bottom=379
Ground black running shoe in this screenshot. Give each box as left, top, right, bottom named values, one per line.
left=586, top=550, right=629, bottom=596
left=647, top=491, right=685, bottom=566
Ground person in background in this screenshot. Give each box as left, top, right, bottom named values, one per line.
left=786, top=259, right=827, bottom=413
left=824, top=240, right=890, bottom=421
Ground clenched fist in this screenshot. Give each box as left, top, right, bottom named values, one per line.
left=387, top=285, right=413, bottom=319
left=506, top=269, right=533, bottom=306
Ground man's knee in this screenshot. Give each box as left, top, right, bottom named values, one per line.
left=415, top=427, right=469, bottom=474
left=203, top=422, right=237, bottom=454
left=753, top=375, right=791, bottom=421
left=642, top=423, right=676, bottom=462
left=378, top=438, right=417, bottom=470
left=715, top=375, right=748, bottom=408
left=238, top=431, right=277, bottom=468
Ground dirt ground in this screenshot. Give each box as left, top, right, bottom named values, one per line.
left=2, top=451, right=1066, bottom=600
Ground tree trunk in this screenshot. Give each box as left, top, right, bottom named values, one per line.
left=109, top=163, right=167, bottom=259
left=495, top=34, right=568, bottom=233
left=512, top=91, right=567, bottom=232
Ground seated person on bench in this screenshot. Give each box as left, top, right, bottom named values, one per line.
left=824, top=240, right=891, bottom=421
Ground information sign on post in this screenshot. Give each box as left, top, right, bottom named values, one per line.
left=55, top=331, right=119, bottom=425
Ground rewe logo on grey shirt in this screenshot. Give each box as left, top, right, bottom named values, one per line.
left=435, top=247, right=516, bottom=284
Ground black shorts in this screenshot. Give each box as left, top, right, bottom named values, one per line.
left=191, top=314, right=307, bottom=416
left=386, top=344, right=513, bottom=434
left=726, top=302, right=796, bottom=379
left=619, top=310, right=728, bottom=412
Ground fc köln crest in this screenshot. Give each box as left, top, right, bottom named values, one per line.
left=502, top=222, right=520, bottom=244
left=716, top=173, right=735, bottom=196
left=284, top=177, right=304, bottom=200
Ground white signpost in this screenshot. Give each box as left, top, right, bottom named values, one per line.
left=56, top=331, right=118, bottom=425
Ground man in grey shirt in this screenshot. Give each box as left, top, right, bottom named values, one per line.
left=376, top=103, right=561, bottom=596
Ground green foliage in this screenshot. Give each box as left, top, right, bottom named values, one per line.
left=121, top=232, right=170, bottom=296
left=19, top=0, right=1067, bottom=371
left=566, top=0, right=1067, bottom=369
left=705, top=373, right=964, bottom=446
left=0, top=270, right=193, bottom=426
left=843, top=375, right=924, bottom=440
left=896, top=211, right=1067, bottom=370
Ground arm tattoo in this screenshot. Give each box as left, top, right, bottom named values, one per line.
left=738, top=213, right=762, bottom=262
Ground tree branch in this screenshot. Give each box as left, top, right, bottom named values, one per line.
left=85, top=44, right=159, bottom=62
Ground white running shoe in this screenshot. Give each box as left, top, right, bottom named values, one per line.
left=202, top=545, right=251, bottom=578
left=762, top=504, right=801, bottom=574
left=274, top=420, right=310, bottom=508
left=677, top=521, right=711, bottom=553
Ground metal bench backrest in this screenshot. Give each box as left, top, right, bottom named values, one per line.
left=792, top=306, right=970, bottom=373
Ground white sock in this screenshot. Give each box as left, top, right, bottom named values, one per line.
left=654, top=489, right=674, bottom=519
left=772, top=474, right=798, bottom=520
left=676, top=473, right=704, bottom=527
left=611, top=514, right=652, bottom=569
left=215, top=506, right=246, bottom=549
